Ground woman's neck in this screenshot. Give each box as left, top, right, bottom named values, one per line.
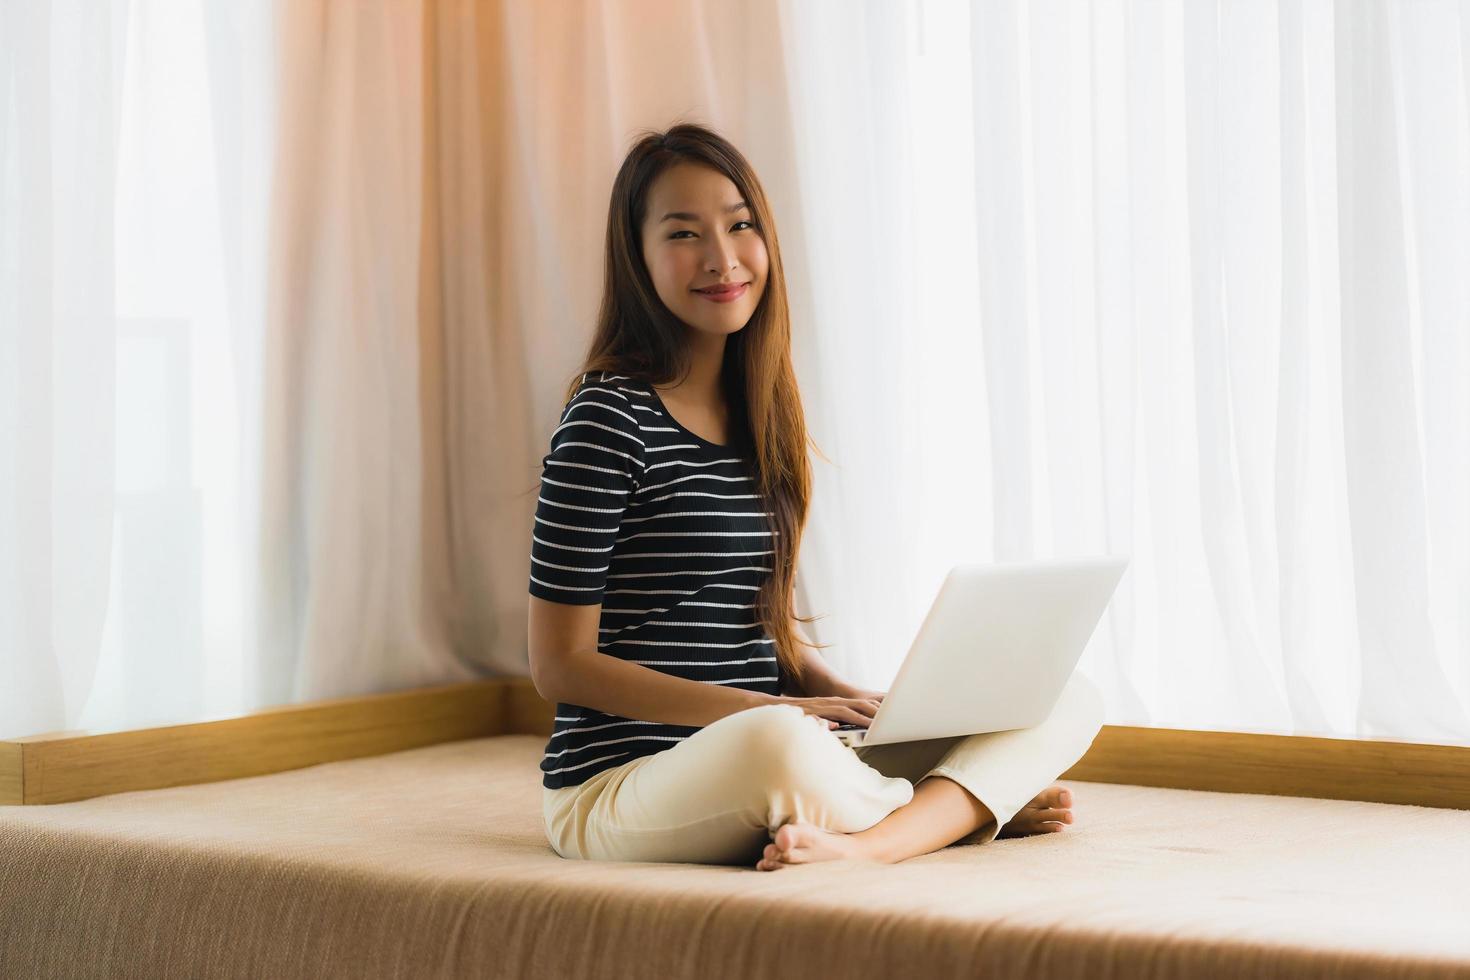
left=654, top=333, right=727, bottom=406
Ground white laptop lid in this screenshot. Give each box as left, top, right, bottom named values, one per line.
left=843, top=555, right=1128, bottom=746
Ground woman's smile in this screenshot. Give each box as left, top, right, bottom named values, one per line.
left=693, top=282, right=749, bottom=303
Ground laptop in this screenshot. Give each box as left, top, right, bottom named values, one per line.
left=831, top=555, right=1129, bottom=747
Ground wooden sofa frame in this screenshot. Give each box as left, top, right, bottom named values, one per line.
left=3, top=677, right=1467, bottom=809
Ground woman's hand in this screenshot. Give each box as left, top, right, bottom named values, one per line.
left=783, top=695, right=884, bottom=730
left=779, top=666, right=887, bottom=728
left=787, top=687, right=887, bottom=731
left=834, top=683, right=888, bottom=704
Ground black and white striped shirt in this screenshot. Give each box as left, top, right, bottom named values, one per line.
left=530, top=371, right=783, bottom=789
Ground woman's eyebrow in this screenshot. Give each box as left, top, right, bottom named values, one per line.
left=659, top=201, right=750, bottom=223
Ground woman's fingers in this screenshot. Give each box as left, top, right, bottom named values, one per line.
left=805, top=696, right=883, bottom=728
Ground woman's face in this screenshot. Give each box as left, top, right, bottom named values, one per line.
left=640, top=161, right=768, bottom=338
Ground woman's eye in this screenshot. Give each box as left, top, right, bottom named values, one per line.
left=669, top=221, right=754, bottom=240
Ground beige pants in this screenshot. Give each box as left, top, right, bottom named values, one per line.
left=543, top=670, right=1106, bottom=865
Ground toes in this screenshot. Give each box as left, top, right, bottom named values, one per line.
left=1022, top=786, right=1075, bottom=815
left=764, top=843, right=794, bottom=866
left=999, top=803, right=1075, bottom=837
left=757, top=849, right=792, bottom=871
left=1032, top=785, right=1071, bottom=809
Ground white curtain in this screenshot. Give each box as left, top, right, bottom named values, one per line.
left=1, top=0, right=276, bottom=737
left=785, top=0, right=1470, bottom=746
left=4, top=0, right=1467, bottom=747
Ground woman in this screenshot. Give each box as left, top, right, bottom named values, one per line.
left=528, top=122, right=1103, bottom=870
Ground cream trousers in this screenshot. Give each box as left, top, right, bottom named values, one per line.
left=542, top=670, right=1106, bottom=865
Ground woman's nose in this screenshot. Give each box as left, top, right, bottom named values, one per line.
left=705, top=236, right=738, bottom=271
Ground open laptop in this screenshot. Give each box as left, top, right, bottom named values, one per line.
left=831, top=555, right=1129, bottom=747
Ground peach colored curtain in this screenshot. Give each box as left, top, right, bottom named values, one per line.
left=256, top=0, right=802, bottom=705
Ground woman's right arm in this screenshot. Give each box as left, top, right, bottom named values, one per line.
left=530, top=594, right=776, bottom=728
left=529, top=596, right=880, bottom=730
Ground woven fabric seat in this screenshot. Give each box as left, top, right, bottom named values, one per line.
left=2, top=734, right=1466, bottom=979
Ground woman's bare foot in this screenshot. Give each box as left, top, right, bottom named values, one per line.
left=996, top=784, right=1074, bottom=838
left=754, top=784, right=1076, bottom=870
left=755, top=820, right=875, bottom=871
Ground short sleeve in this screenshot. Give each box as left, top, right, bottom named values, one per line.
left=528, top=379, right=647, bottom=605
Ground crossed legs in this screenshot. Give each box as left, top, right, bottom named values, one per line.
left=756, top=778, right=1075, bottom=869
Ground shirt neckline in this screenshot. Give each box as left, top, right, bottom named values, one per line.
left=647, top=383, right=738, bottom=453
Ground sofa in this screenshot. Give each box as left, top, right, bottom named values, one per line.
left=2, top=679, right=1467, bottom=979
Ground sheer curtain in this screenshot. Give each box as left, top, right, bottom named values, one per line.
left=257, top=0, right=476, bottom=704
left=5, top=0, right=1467, bottom=747
left=1, top=0, right=276, bottom=738
left=784, top=0, right=1470, bottom=745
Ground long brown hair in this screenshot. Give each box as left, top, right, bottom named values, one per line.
left=556, top=121, right=831, bottom=692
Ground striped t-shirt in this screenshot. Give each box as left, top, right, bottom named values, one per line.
left=529, top=371, right=783, bottom=789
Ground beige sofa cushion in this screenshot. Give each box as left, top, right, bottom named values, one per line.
left=2, top=734, right=1466, bottom=979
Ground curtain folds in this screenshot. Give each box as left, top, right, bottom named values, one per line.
left=3, top=0, right=1467, bottom=746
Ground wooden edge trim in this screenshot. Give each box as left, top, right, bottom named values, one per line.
left=1058, top=722, right=1470, bottom=809
left=3, top=675, right=1466, bottom=809
left=0, top=741, right=21, bottom=805
left=0, top=679, right=507, bottom=805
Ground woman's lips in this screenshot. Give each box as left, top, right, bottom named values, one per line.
left=693, top=283, right=749, bottom=303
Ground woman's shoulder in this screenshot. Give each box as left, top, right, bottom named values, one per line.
left=555, top=372, right=651, bottom=458
left=569, top=370, right=653, bottom=404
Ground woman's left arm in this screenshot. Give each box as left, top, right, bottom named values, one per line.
left=783, top=619, right=887, bottom=702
